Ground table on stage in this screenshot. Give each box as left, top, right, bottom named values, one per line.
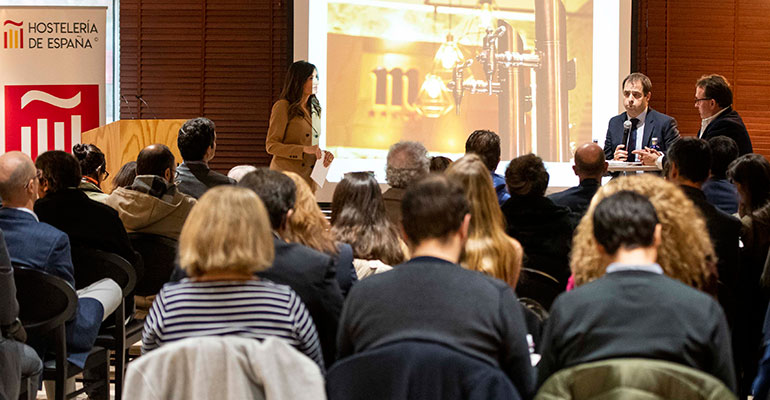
left=607, top=161, right=662, bottom=174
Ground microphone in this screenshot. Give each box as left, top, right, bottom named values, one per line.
left=120, top=95, right=135, bottom=119
left=621, top=120, right=632, bottom=156
left=135, top=95, right=158, bottom=119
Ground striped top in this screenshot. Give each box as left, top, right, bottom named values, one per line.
left=141, top=279, right=324, bottom=369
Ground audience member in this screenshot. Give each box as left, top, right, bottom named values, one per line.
left=570, top=174, right=715, bottom=293
left=141, top=186, right=324, bottom=368
left=0, top=151, right=121, bottom=375
left=383, top=141, right=429, bottom=227
left=227, top=164, right=257, bottom=182
left=238, top=168, right=343, bottom=368
left=752, top=306, right=770, bottom=399
left=175, top=117, right=235, bottom=199
left=703, top=136, right=740, bottom=214
left=465, top=129, right=510, bottom=205
left=548, top=142, right=607, bottom=216
left=445, top=154, right=523, bottom=288
left=696, top=74, right=752, bottom=155
left=538, top=191, right=735, bottom=391
left=282, top=171, right=357, bottom=297
left=0, top=229, right=42, bottom=400
left=33, top=150, right=143, bottom=285
left=727, top=154, right=770, bottom=395
left=331, top=172, right=406, bottom=279
left=112, top=160, right=137, bottom=191
left=73, top=143, right=109, bottom=203
left=337, top=175, right=536, bottom=398
left=429, top=155, right=452, bottom=173
left=106, top=144, right=196, bottom=240
left=501, top=153, right=574, bottom=285
left=665, top=138, right=741, bottom=325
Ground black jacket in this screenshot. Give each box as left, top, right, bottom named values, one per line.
left=547, top=179, right=600, bottom=217
left=175, top=161, right=235, bottom=199
left=700, top=106, right=752, bottom=156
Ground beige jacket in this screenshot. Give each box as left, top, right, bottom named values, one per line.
left=106, top=185, right=195, bottom=240
left=266, top=99, right=317, bottom=187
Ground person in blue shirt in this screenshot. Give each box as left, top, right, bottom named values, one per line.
left=465, top=129, right=509, bottom=205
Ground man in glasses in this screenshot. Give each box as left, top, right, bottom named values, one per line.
left=694, top=74, right=752, bottom=156
left=603, top=72, right=680, bottom=167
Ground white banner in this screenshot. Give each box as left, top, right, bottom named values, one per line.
left=0, top=6, right=106, bottom=159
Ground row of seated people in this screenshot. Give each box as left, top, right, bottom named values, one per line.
left=1, top=117, right=770, bottom=398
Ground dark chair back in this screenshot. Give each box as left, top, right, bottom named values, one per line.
left=128, top=233, right=178, bottom=296
left=516, top=268, right=562, bottom=311
left=70, top=247, right=136, bottom=296
left=13, top=266, right=77, bottom=336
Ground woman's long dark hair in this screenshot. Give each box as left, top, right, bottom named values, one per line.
left=728, top=153, right=770, bottom=215
left=72, top=143, right=106, bottom=179
left=279, top=60, right=321, bottom=120
left=331, top=172, right=405, bottom=266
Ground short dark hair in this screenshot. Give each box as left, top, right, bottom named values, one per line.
left=136, top=144, right=175, bottom=177
left=35, top=150, right=81, bottom=193
left=622, top=72, right=652, bottom=95
left=708, top=136, right=739, bottom=179
left=593, top=190, right=659, bottom=255
left=72, top=143, right=106, bottom=177
left=429, top=156, right=452, bottom=173
left=728, top=154, right=770, bottom=213
left=238, top=168, right=296, bottom=230
left=401, top=175, right=469, bottom=244
left=505, top=153, right=549, bottom=197
left=178, top=117, right=216, bottom=161
left=667, top=137, right=711, bottom=183
left=697, top=74, right=733, bottom=108
left=465, top=130, right=501, bottom=172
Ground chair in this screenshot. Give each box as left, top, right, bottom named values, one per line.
left=516, top=268, right=562, bottom=311
left=327, top=340, right=522, bottom=400
left=13, top=266, right=109, bottom=400
left=70, top=247, right=141, bottom=400
left=127, top=233, right=178, bottom=296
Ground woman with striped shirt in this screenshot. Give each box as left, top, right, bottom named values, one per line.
left=141, top=185, right=324, bottom=369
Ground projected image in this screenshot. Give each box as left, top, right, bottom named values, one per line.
left=324, top=0, right=593, bottom=163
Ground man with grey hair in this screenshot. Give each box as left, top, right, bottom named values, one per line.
left=383, top=141, right=430, bottom=227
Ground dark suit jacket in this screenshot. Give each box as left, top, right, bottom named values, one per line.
left=0, top=229, right=17, bottom=327
left=34, top=189, right=143, bottom=285
left=337, top=256, right=536, bottom=399
left=603, top=108, right=680, bottom=160
left=680, top=185, right=741, bottom=327
left=175, top=161, right=235, bottom=199
left=700, top=107, right=752, bottom=156
left=547, top=179, right=600, bottom=217
left=333, top=242, right=357, bottom=298
left=702, top=178, right=739, bottom=215
left=382, top=187, right=405, bottom=228
left=258, top=237, right=343, bottom=368
left=537, top=270, right=736, bottom=392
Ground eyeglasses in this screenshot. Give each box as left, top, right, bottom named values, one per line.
left=694, top=97, right=712, bottom=103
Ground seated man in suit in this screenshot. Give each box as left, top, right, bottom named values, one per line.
left=106, top=144, right=196, bottom=240
left=537, top=190, right=735, bottom=391
left=665, top=137, right=741, bottom=328
left=465, top=129, right=510, bottom=205
left=338, top=175, right=536, bottom=399
left=175, top=117, right=235, bottom=199
left=703, top=136, right=740, bottom=214
left=549, top=142, right=607, bottom=217
left=238, top=168, right=343, bottom=368
left=383, top=141, right=429, bottom=227
left=0, top=152, right=121, bottom=380
left=604, top=72, right=680, bottom=167
left=695, top=74, right=752, bottom=156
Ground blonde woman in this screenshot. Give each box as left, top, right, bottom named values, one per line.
left=141, top=186, right=324, bottom=368
left=283, top=171, right=357, bottom=296
left=570, top=174, right=715, bottom=293
left=445, top=154, right=524, bottom=288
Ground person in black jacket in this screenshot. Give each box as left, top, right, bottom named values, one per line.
left=695, top=74, right=752, bottom=155
left=175, top=117, right=236, bottom=199
left=548, top=142, right=607, bottom=217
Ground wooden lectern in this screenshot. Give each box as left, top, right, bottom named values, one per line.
left=81, top=119, right=186, bottom=192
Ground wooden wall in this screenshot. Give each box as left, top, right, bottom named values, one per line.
left=119, top=0, right=289, bottom=172
left=637, top=0, right=770, bottom=157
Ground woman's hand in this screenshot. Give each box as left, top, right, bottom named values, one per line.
left=303, top=145, right=323, bottom=159
left=323, top=151, right=334, bottom=168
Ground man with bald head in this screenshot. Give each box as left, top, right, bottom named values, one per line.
left=106, top=144, right=196, bottom=240
left=548, top=142, right=608, bottom=216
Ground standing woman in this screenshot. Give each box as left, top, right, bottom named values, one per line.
left=266, top=61, right=333, bottom=190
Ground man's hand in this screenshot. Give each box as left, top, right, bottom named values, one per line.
left=632, top=147, right=663, bottom=166
left=323, top=151, right=334, bottom=168
left=613, top=144, right=628, bottom=161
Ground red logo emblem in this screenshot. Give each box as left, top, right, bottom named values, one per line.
left=4, top=85, right=99, bottom=159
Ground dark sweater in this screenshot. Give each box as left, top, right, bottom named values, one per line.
left=337, top=256, right=536, bottom=399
